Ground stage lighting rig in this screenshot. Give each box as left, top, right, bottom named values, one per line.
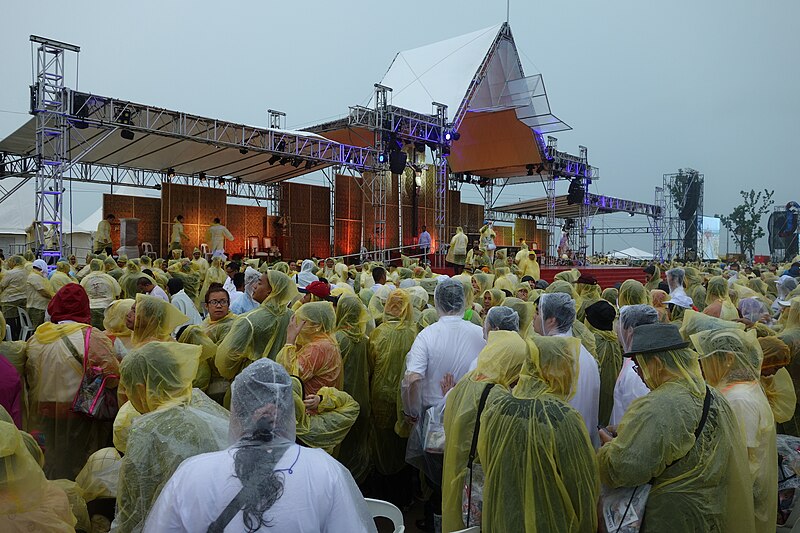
left=290, top=159, right=302, bottom=168
left=268, top=155, right=281, bottom=165
left=304, top=160, right=315, bottom=170
left=239, top=148, right=249, bottom=155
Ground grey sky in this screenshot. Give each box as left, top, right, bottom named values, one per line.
left=1, top=0, right=797, bottom=256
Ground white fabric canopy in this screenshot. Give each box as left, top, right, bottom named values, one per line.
left=608, top=247, right=654, bottom=260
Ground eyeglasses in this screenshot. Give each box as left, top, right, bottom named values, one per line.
left=208, top=299, right=229, bottom=306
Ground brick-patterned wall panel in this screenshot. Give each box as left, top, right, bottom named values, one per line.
left=334, top=174, right=362, bottom=257
left=103, top=194, right=133, bottom=252
left=160, top=183, right=229, bottom=256
left=103, top=194, right=160, bottom=254
left=334, top=220, right=361, bottom=257
left=495, top=225, right=513, bottom=247
left=310, top=224, right=330, bottom=259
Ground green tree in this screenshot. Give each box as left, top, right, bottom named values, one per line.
left=719, top=189, right=775, bottom=259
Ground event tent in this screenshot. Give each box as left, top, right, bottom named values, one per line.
left=609, top=247, right=654, bottom=260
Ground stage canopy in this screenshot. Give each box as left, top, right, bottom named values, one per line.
left=609, top=247, right=654, bottom=260
left=312, top=23, right=572, bottom=181
left=496, top=193, right=662, bottom=220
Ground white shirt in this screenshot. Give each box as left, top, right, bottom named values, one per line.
left=557, top=330, right=601, bottom=449
left=230, top=290, right=244, bottom=307
left=609, top=358, right=650, bottom=426
left=148, top=284, right=170, bottom=302
left=223, top=277, right=237, bottom=301
left=405, top=315, right=486, bottom=409
left=170, top=290, right=203, bottom=326
left=144, top=445, right=377, bottom=533
left=418, top=231, right=432, bottom=247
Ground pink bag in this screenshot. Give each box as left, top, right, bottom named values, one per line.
left=70, top=327, right=119, bottom=420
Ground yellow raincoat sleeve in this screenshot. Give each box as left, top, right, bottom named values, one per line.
left=762, top=368, right=796, bottom=424
left=293, top=379, right=359, bottom=455
left=215, top=315, right=256, bottom=379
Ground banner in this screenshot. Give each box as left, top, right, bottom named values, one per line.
left=701, top=216, right=721, bottom=260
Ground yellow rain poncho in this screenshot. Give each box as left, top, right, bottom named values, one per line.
left=704, top=276, right=739, bottom=320
left=170, top=260, right=202, bottom=310
left=292, top=377, right=360, bottom=455
left=684, top=266, right=707, bottom=312
left=0, top=416, right=76, bottom=532
left=503, top=297, right=534, bottom=339
left=118, top=261, right=143, bottom=300
left=333, top=296, right=372, bottom=482
left=368, top=290, right=417, bottom=475
left=116, top=342, right=229, bottom=533
left=585, top=320, right=622, bottom=427
left=618, top=279, right=649, bottom=307
left=575, top=281, right=601, bottom=323
left=456, top=276, right=483, bottom=326
left=651, top=289, right=671, bottom=323
left=481, top=289, right=505, bottom=317
left=445, top=227, right=469, bottom=266
left=778, top=298, right=800, bottom=435
left=492, top=267, right=515, bottom=294
left=150, top=259, right=170, bottom=289
left=131, top=294, right=188, bottom=346
left=543, top=280, right=597, bottom=357
left=679, top=308, right=745, bottom=340
left=441, top=330, right=529, bottom=532
left=472, top=272, right=494, bottom=299
left=367, top=284, right=394, bottom=324
left=759, top=336, right=795, bottom=424
left=477, top=334, right=598, bottom=532
left=177, top=325, right=219, bottom=391
left=553, top=268, right=580, bottom=284
left=199, top=256, right=227, bottom=302
left=693, top=328, right=777, bottom=533
left=644, top=264, right=661, bottom=291
left=277, top=301, right=342, bottom=396
left=49, top=261, right=75, bottom=293
left=601, top=287, right=618, bottom=306
left=517, top=251, right=540, bottom=280
left=598, top=344, right=756, bottom=532
left=75, top=447, right=122, bottom=503
left=215, top=271, right=297, bottom=380
left=103, top=298, right=135, bottom=357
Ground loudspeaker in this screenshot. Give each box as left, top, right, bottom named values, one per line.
left=679, top=179, right=701, bottom=221
left=683, top=217, right=698, bottom=258
left=389, top=151, right=407, bottom=174
left=567, top=179, right=584, bottom=205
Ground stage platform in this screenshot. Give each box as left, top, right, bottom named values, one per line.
left=431, top=265, right=647, bottom=290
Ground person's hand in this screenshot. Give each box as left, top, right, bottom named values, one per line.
left=440, top=373, right=456, bottom=395
left=598, top=426, right=617, bottom=446
left=286, top=315, right=307, bottom=345
left=303, top=394, right=321, bottom=412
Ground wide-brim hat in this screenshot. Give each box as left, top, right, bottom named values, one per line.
left=577, top=274, right=597, bottom=285
left=624, top=323, right=689, bottom=357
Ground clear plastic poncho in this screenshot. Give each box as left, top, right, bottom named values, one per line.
left=333, top=296, right=372, bottom=482
left=115, top=343, right=229, bottom=533
left=215, top=271, right=297, bottom=380
left=597, top=346, right=756, bottom=532
left=118, top=261, right=143, bottom=300
left=684, top=266, right=707, bottom=312
left=441, top=330, right=529, bottom=532
left=0, top=417, right=76, bottom=532
left=693, top=328, right=776, bottom=533
left=75, top=446, right=122, bottom=502
left=475, top=333, right=599, bottom=532
left=177, top=325, right=218, bottom=391
left=199, top=256, right=227, bottom=302
left=704, top=276, right=739, bottom=320
left=367, top=290, right=417, bottom=475
left=679, top=309, right=745, bottom=340
left=758, top=337, right=795, bottom=425
left=585, top=320, right=622, bottom=426
left=503, top=297, right=535, bottom=339
left=131, top=294, right=188, bottom=346
left=618, top=279, right=650, bottom=307
left=277, top=301, right=342, bottom=396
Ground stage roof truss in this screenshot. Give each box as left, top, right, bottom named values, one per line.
left=348, top=103, right=449, bottom=147
left=496, top=193, right=662, bottom=220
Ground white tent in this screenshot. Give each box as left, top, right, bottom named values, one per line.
left=609, top=247, right=654, bottom=260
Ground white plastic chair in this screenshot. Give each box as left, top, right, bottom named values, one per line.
left=141, top=242, right=157, bottom=260
left=16, top=307, right=33, bottom=341
left=364, top=498, right=404, bottom=533
left=4, top=325, right=10, bottom=342
left=200, top=243, right=212, bottom=261
left=452, top=527, right=480, bottom=533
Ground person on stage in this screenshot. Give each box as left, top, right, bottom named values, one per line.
left=479, top=220, right=497, bottom=263
left=170, top=215, right=188, bottom=254
left=418, top=225, right=432, bottom=265
left=207, top=217, right=234, bottom=258
left=445, top=226, right=468, bottom=274
left=94, top=213, right=116, bottom=256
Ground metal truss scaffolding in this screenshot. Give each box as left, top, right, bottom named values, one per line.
left=662, top=169, right=704, bottom=261
left=30, top=36, right=80, bottom=259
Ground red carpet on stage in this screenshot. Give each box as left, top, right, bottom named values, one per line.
left=431, top=266, right=647, bottom=290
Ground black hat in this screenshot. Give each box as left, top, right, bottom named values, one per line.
left=577, top=274, right=597, bottom=285
left=624, top=323, right=689, bottom=357
left=643, top=265, right=656, bottom=276
left=585, top=300, right=616, bottom=331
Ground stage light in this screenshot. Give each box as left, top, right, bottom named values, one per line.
left=276, top=140, right=286, bottom=151
left=304, top=160, right=314, bottom=170
left=629, top=211, right=635, bottom=217
left=526, top=164, right=535, bottom=176
left=268, top=155, right=281, bottom=165
left=120, top=129, right=134, bottom=141
left=290, top=159, right=302, bottom=168
left=444, top=132, right=452, bottom=142
left=239, top=148, right=248, bottom=155
left=378, top=152, right=387, bottom=164
left=166, top=168, right=175, bottom=178
left=218, top=178, right=226, bottom=186
left=279, top=157, right=290, bottom=166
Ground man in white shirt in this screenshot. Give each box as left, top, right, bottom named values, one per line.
left=223, top=261, right=240, bottom=302
left=207, top=217, right=234, bottom=256
left=136, top=276, right=169, bottom=302
left=401, top=277, right=485, bottom=530
left=534, top=292, right=601, bottom=449
left=418, top=225, right=432, bottom=265
left=167, top=277, right=203, bottom=326
left=609, top=304, right=658, bottom=426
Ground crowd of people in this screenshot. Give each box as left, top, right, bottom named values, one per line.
left=0, top=234, right=799, bottom=532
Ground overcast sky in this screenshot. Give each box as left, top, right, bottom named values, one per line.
left=1, top=0, right=797, bottom=256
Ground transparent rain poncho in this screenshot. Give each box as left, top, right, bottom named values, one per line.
left=777, top=299, right=800, bottom=435
left=502, top=297, right=535, bottom=339
left=475, top=332, right=598, bottom=532
left=441, top=329, right=529, bottom=532
left=75, top=446, right=122, bottom=503
left=456, top=276, right=483, bottom=326
left=367, top=289, right=417, bottom=475
left=367, top=284, right=394, bottom=324
left=602, top=287, right=619, bottom=306
left=199, top=256, right=227, bottom=302
left=597, top=345, right=756, bottom=532
left=115, top=342, right=229, bottom=533
left=541, top=284, right=597, bottom=357
left=679, top=309, right=745, bottom=340
left=693, top=328, right=777, bottom=533
left=618, top=279, right=650, bottom=307
left=644, top=264, right=662, bottom=291
left=333, top=296, right=372, bottom=482
left=177, top=324, right=219, bottom=391
left=277, top=301, right=342, bottom=397
left=118, top=261, right=143, bottom=300
left=215, top=271, right=297, bottom=380
left=584, top=319, right=622, bottom=426
left=758, top=336, right=796, bottom=424
left=131, top=294, right=188, bottom=346
left=0, top=417, right=76, bottom=532
left=575, top=281, right=602, bottom=323
left=704, top=276, right=739, bottom=320
left=739, top=297, right=771, bottom=324
left=684, top=266, right=707, bottom=312
left=49, top=261, right=75, bottom=293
